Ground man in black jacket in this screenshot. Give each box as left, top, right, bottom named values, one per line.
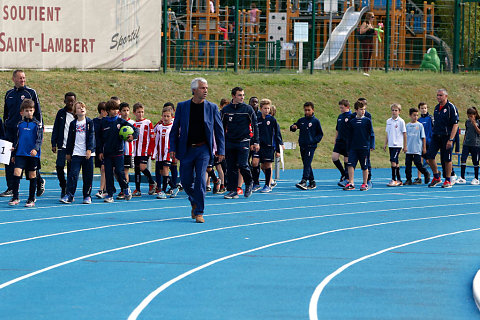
left=221, top=87, right=259, bottom=199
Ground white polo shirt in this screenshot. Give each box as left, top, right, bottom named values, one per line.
left=386, top=117, right=406, bottom=147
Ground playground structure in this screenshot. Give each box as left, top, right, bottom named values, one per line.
left=165, top=0, right=451, bottom=71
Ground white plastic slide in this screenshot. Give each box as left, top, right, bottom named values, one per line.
left=314, top=6, right=369, bottom=69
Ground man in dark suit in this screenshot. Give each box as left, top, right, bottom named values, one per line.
left=169, top=78, right=225, bottom=223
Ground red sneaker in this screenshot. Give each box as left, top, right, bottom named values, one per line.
left=236, top=187, right=244, bottom=195
left=441, top=180, right=452, bottom=188
left=428, top=177, right=442, bottom=188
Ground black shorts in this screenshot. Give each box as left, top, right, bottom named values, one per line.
left=157, top=160, right=172, bottom=168
left=134, top=156, right=149, bottom=166
left=259, top=146, right=275, bottom=163
left=426, top=134, right=453, bottom=163
left=389, top=147, right=402, bottom=164
left=251, top=150, right=260, bottom=159
left=333, top=140, right=348, bottom=157
left=124, top=155, right=134, bottom=169
left=347, top=149, right=370, bottom=170
left=15, top=156, right=39, bottom=172
left=94, top=155, right=104, bottom=168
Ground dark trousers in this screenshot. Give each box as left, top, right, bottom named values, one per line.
left=179, top=144, right=210, bottom=216
left=300, top=146, right=316, bottom=181
left=104, top=155, right=128, bottom=197
left=4, top=129, right=15, bottom=191
left=225, top=141, right=252, bottom=191
left=67, top=156, right=93, bottom=198
left=405, top=154, right=428, bottom=180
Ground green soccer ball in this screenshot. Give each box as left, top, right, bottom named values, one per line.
left=119, top=126, right=134, bottom=140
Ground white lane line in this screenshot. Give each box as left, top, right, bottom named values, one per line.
left=127, top=213, right=480, bottom=320
left=308, top=227, right=480, bottom=320
left=2, top=198, right=480, bottom=247
left=0, top=191, right=418, bottom=225
left=3, top=209, right=480, bottom=294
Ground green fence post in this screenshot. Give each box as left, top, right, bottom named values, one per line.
left=453, top=0, right=461, bottom=73
left=234, top=0, right=239, bottom=73
left=384, top=0, right=391, bottom=73
left=310, top=0, right=316, bottom=74
left=276, top=40, right=281, bottom=71
left=162, top=0, right=168, bottom=73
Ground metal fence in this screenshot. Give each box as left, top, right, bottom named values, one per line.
left=163, top=0, right=480, bottom=73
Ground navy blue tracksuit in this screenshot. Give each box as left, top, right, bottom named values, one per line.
left=290, top=115, right=323, bottom=181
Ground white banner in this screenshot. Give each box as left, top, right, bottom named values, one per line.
left=0, top=0, right=161, bottom=70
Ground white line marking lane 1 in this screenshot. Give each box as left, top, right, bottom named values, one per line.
left=308, top=227, right=480, bottom=320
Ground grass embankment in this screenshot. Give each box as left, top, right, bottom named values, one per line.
left=1, top=70, right=479, bottom=172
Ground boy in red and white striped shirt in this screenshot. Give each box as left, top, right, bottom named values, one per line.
left=153, top=106, right=178, bottom=199
left=132, top=103, right=156, bottom=196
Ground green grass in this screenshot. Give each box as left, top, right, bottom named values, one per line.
left=2, top=70, right=479, bottom=172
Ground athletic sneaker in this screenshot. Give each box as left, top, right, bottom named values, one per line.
left=337, top=178, right=348, bottom=188
left=25, top=199, right=36, bottom=207
left=296, top=180, right=308, bottom=190
left=260, top=185, right=272, bottom=193
left=60, top=195, right=73, bottom=204
left=271, top=181, right=277, bottom=188
left=95, top=190, right=106, bottom=199
left=404, top=179, right=413, bottom=185
left=360, top=183, right=369, bottom=191
left=244, top=182, right=253, bottom=198
left=206, top=185, right=212, bottom=192
left=116, top=191, right=125, bottom=200
left=157, top=191, right=167, bottom=199
left=213, top=180, right=221, bottom=194
left=169, top=187, right=179, bottom=198
left=441, top=180, right=453, bottom=188
left=456, top=177, right=467, bottom=184
left=424, top=171, right=431, bottom=184
left=428, top=177, right=442, bottom=187
left=124, top=188, right=132, bottom=201
left=343, top=183, right=355, bottom=191
left=8, top=198, right=19, bottom=206
left=217, top=186, right=226, bottom=194
left=471, top=178, right=480, bottom=185
left=451, top=174, right=458, bottom=185
left=148, top=182, right=157, bottom=195
left=0, top=189, right=13, bottom=197
left=177, top=183, right=183, bottom=191
left=83, top=196, right=92, bottom=204
left=36, top=178, right=46, bottom=197
left=60, top=187, right=66, bottom=199
left=387, top=180, right=397, bottom=187
left=236, top=187, right=244, bottom=195
left=307, top=180, right=316, bottom=190
left=104, top=197, right=114, bottom=203
left=132, top=189, right=142, bottom=197
left=224, top=191, right=239, bottom=199
left=252, top=184, right=262, bottom=192
left=367, top=180, right=373, bottom=189
left=413, top=178, right=422, bottom=185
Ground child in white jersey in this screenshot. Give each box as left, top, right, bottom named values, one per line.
left=383, top=103, right=407, bottom=186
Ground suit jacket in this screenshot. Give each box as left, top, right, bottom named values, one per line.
left=169, top=99, right=225, bottom=160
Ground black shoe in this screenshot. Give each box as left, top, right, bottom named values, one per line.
left=244, top=182, right=253, bottom=198
left=424, top=171, right=431, bottom=184
left=60, top=187, right=66, bottom=199
left=0, top=189, right=13, bottom=197
left=404, top=179, right=413, bottom=185
left=213, top=180, right=221, bottom=194
left=413, top=178, right=422, bottom=185
left=307, top=180, right=316, bottom=189
left=36, top=178, right=46, bottom=197
left=296, top=180, right=308, bottom=190
left=224, top=191, right=239, bottom=199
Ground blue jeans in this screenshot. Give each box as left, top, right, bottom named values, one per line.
left=104, top=155, right=128, bottom=197
left=225, top=140, right=252, bottom=191
left=67, top=156, right=93, bottom=198
left=300, top=146, right=316, bottom=181
left=179, top=144, right=211, bottom=216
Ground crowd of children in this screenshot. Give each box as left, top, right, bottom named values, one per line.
left=5, top=87, right=477, bottom=207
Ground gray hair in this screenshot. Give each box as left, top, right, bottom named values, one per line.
left=191, top=77, right=208, bottom=93
left=437, top=88, right=448, bottom=96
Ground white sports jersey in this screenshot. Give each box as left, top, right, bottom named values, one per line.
left=133, top=118, right=155, bottom=157
left=153, top=121, right=173, bottom=162
left=386, top=117, right=406, bottom=147
left=124, top=118, right=135, bottom=156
